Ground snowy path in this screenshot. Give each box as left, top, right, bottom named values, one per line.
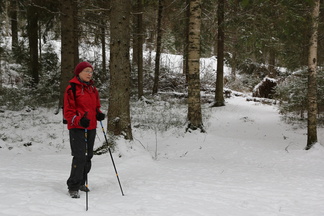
left=0, top=97, right=324, bottom=216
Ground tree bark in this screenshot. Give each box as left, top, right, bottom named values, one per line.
left=183, top=0, right=190, bottom=84
left=186, top=0, right=204, bottom=132
left=108, top=0, right=133, bottom=140
left=101, top=23, right=106, bottom=81
left=268, top=48, right=276, bottom=78
left=59, top=0, right=77, bottom=109
left=10, top=0, right=18, bottom=51
left=152, top=0, right=163, bottom=94
left=132, top=2, right=138, bottom=67
left=73, top=0, right=79, bottom=65
left=137, top=0, right=144, bottom=99
left=27, top=1, right=39, bottom=87
left=213, top=0, right=225, bottom=107
left=306, top=0, right=320, bottom=150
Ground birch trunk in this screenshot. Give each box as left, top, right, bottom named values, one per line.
left=306, top=0, right=320, bottom=150
left=187, top=0, right=204, bottom=132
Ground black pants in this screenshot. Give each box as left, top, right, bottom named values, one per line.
left=67, top=128, right=96, bottom=191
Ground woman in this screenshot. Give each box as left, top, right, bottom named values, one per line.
left=63, top=61, right=105, bottom=198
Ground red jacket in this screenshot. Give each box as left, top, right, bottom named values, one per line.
left=63, top=76, right=102, bottom=130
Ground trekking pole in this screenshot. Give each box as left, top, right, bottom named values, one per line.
left=99, top=121, right=125, bottom=196
left=85, top=128, right=89, bottom=211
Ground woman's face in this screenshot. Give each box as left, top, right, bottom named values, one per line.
left=79, top=67, right=93, bottom=82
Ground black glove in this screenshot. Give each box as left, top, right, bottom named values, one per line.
left=96, top=112, right=105, bottom=121
left=79, top=115, right=90, bottom=128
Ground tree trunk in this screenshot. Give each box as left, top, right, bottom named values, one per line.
left=146, top=30, right=154, bottom=68
left=108, top=0, right=133, bottom=140
left=27, top=1, right=39, bottom=87
left=228, top=0, right=239, bottom=81
left=152, top=0, right=163, bottom=95
left=268, top=48, right=276, bottom=78
left=73, top=0, right=79, bottom=65
left=101, top=23, right=106, bottom=81
left=183, top=0, right=190, bottom=84
left=305, top=0, right=320, bottom=150
left=0, top=51, right=2, bottom=91
left=132, top=2, right=138, bottom=67
left=213, top=0, right=225, bottom=107
left=59, top=0, right=77, bottom=109
left=10, top=0, right=18, bottom=51
left=186, top=0, right=204, bottom=132
left=137, top=0, right=144, bottom=99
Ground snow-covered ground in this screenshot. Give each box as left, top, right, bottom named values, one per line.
left=0, top=96, right=323, bottom=216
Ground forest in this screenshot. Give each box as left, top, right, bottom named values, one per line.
left=0, top=0, right=323, bottom=150
left=1, top=1, right=324, bottom=214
